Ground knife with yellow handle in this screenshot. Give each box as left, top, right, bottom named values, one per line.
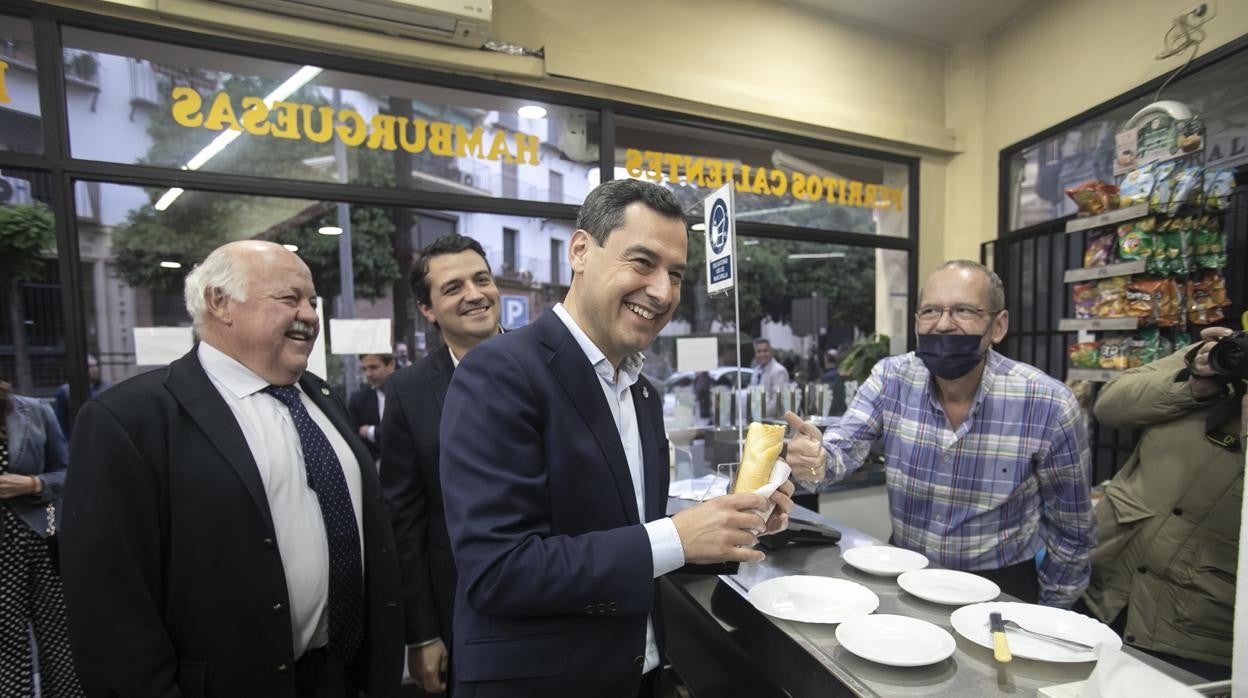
left=989, top=612, right=1012, bottom=663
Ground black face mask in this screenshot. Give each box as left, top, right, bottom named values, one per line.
left=916, top=333, right=986, bottom=380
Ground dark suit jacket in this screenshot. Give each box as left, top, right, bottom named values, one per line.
left=379, top=346, right=456, bottom=647
left=440, top=311, right=669, bottom=697
left=60, top=348, right=404, bottom=698
left=349, top=386, right=383, bottom=461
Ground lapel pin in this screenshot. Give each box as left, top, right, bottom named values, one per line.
left=320, top=387, right=330, bottom=396
left=642, top=386, right=649, bottom=399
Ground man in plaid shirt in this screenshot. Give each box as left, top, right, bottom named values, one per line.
left=785, top=260, right=1095, bottom=607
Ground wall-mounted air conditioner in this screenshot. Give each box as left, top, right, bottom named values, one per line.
left=205, top=0, right=492, bottom=48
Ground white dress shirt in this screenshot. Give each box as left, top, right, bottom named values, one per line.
left=551, top=304, right=684, bottom=674
left=198, top=342, right=365, bottom=658
left=364, top=388, right=385, bottom=443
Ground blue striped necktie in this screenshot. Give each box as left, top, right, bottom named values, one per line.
left=264, top=384, right=364, bottom=661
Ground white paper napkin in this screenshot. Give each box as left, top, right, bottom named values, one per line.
left=1079, top=643, right=1200, bottom=698
left=749, top=458, right=792, bottom=520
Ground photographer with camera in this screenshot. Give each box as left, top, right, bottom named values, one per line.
left=1081, top=326, right=1245, bottom=681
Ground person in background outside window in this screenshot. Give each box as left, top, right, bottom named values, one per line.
left=393, top=343, right=412, bottom=369
left=349, top=353, right=396, bottom=465
left=750, top=338, right=789, bottom=394
left=52, top=354, right=109, bottom=440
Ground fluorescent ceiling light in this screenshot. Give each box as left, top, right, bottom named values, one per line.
left=282, top=244, right=299, bottom=252
left=154, top=65, right=324, bottom=210
left=160, top=261, right=183, bottom=269
left=788, top=252, right=846, bottom=260
left=318, top=226, right=343, bottom=236
left=517, top=105, right=547, bottom=119
left=690, top=222, right=706, bottom=231
left=154, top=187, right=184, bottom=211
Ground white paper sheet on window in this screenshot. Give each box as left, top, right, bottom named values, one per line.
left=307, top=301, right=327, bottom=380
left=133, top=327, right=194, bottom=366
left=676, top=337, right=718, bottom=372
left=328, top=318, right=392, bottom=355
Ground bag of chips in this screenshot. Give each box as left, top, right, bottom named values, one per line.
left=1117, top=218, right=1154, bottom=262
left=1068, top=342, right=1101, bottom=369
left=1093, top=277, right=1128, bottom=318
left=1066, top=181, right=1120, bottom=216
left=1204, top=168, right=1235, bottom=210
left=1084, top=231, right=1115, bottom=267
left=1073, top=282, right=1097, bottom=319
left=1118, top=163, right=1157, bottom=207
left=1149, top=162, right=1177, bottom=212
left=1128, top=329, right=1161, bottom=368
left=1187, top=271, right=1228, bottom=325
left=1165, top=166, right=1203, bottom=214
left=1099, top=337, right=1129, bottom=370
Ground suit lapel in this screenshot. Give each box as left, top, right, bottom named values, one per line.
left=631, top=379, right=667, bottom=523
left=166, top=350, right=274, bottom=525
left=301, top=374, right=375, bottom=479
left=538, top=313, right=640, bottom=526
left=430, top=346, right=454, bottom=411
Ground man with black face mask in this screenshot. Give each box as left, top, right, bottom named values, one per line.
left=784, top=260, right=1095, bottom=607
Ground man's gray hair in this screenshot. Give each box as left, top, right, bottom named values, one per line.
left=184, top=247, right=249, bottom=329
left=932, top=260, right=1006, bottom=311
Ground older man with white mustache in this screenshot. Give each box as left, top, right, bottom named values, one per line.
left=61, top=240, right=404, bottom=698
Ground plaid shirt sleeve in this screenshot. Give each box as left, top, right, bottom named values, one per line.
left=820, top=363, right=887, bottom=485
left=1034, top=392, right=1097, bottom=607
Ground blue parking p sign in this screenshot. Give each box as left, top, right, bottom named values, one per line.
left=501, top=295, right=529, bottom=329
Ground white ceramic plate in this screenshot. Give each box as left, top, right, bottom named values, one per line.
left=842, top=545, right=930, bottom=576
left=836, top=614, right=957, bottom=667
left=950, top=601, right=1122, bottom=663
left=897, top=569, right=1001, bottom=605
left=747, top=575, right=880, bottom=624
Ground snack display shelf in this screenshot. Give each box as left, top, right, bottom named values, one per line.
left=1062, top=260, right=1147, bottom=283
left=1064, top=202, right=1150, bottom=234
left=1066, top=368, right=1125, bottom=382
left=1057, top=317, right=1140, bottom=331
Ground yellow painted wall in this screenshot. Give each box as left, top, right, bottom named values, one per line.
left=941, top=0, right=1248, bottom=262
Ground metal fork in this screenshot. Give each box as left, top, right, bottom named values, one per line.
left=1001, top=619, right=1096, bottom=651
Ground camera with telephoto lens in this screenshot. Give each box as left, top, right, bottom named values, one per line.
left=1207, top=331, right=1248, bottom=380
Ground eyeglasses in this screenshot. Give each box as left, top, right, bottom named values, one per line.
left=915, top=304, right=999, bottom=325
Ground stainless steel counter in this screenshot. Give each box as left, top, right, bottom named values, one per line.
left=661, top=503, right=1206, bottom=698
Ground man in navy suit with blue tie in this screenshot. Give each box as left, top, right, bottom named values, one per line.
left=440, top=179, right=796, bottom=697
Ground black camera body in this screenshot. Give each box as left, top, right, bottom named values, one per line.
left=1208, top=331, right=1248, bottom=380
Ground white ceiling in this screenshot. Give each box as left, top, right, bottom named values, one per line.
left=789, top=0, right=1045, bottom=47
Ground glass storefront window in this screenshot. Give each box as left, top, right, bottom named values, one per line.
left=0, top=14, right=42, bottom=153
left=62, top=27, right=599, bottom=204
left=615, top=116, right=910, bottom=237
left=1, top=169, right=61, bottom=396
left=645, top=234, right=909, bottom=399
left=1007, top=47, right=1248, bottom=231
left=73, top=180, right=583, bottom=395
